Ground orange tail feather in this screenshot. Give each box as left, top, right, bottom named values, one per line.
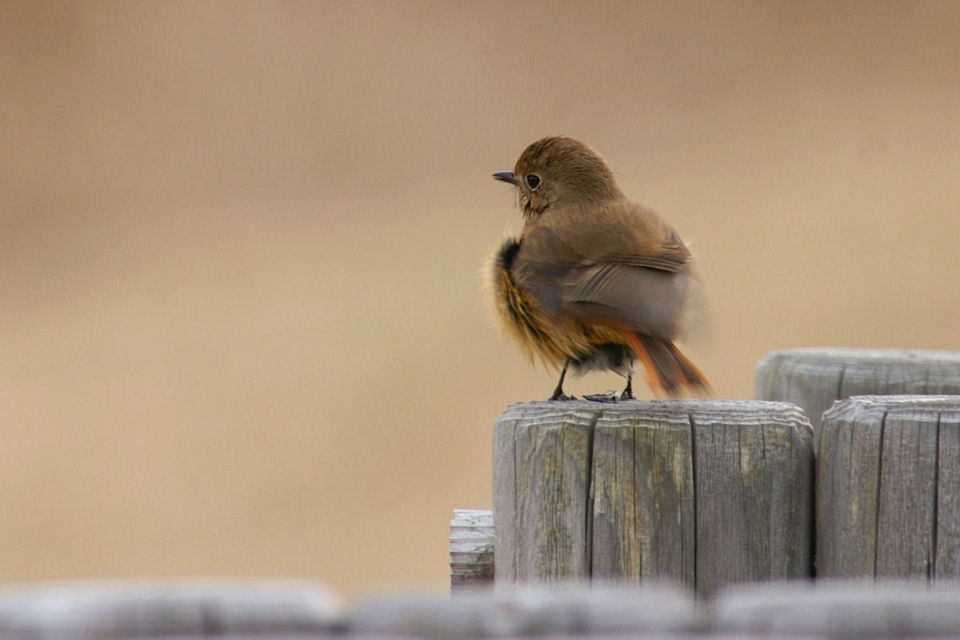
left=618, top=330, right=711, bottom=397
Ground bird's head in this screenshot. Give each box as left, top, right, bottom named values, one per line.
left=493, top=136, right=623, bottom=219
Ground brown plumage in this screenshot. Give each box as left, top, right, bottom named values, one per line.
left=490, top=136, right=710, bottom=400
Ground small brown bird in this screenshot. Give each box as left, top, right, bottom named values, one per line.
left=490, top=136, right=709, bottom=401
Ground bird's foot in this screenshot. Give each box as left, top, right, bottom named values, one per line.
left=584, top=391, right=620, bottom=403
left=619, top=389, right=636, bottom=401
left=548, top=392, right=578, bottom=401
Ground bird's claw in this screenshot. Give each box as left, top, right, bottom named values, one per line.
left=584, top=391, right=620, bottom=403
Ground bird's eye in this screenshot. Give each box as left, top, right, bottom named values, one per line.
left=526, top=174, right=541, bottom=190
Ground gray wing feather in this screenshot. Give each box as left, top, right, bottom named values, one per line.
left=563, top=264, right=688, bottom=339
left=519, top=261, right=689, bottom=340
left=513, top=225, right=691, bottom=340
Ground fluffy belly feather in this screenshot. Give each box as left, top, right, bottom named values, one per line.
left=490, top=238, right=634, bottom=376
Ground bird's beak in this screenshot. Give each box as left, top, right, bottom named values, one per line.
left=492, top=171, right=518, bottom=186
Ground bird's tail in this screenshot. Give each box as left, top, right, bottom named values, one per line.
left=621, top=331, right=711, bottom=397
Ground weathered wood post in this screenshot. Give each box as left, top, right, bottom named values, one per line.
left=493, top=399, right=814, bottom=596
left=493, top=403, right=596, bottom=582
left=817, top=395, right=960, bottom=579
left=755, top=348, right=960, bottom=437
left=450, top=509, right=495, bottom=590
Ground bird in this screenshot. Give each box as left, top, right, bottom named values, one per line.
left=489, top=135, right=709, bottom=401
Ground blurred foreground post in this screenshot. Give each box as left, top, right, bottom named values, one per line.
left=817, top=395, right=960, bottom=578
left=755, top=348, right=960, bottom=437
left=0, top=580, right=337, bottom=637
left=714, top=580, right=960, bottom=638
left=492, top=399, right=814, bottom=596
left=351, top=583, right=696, bottom=637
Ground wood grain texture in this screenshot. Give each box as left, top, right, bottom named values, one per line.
left=755, top=348, right=960, bottom=437
left=591, top=405, right=695, bottom=587
left=450, top=509, right=495, bottom=590
left=493, top=402, right=598, bottom=583
left=817, top=395, right=960, bottom=579
left=935, top=410, right=960, bottom=577
left=816, top=398, right=885, bottom=577
left=493, top=400, right=814, bottom=596
left=690, top=401, right=814, bottom=597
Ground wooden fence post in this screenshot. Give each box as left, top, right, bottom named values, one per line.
left=493, top=399, right=814, bottom=596
left=450, top=509, right=495, bottom=590
left=350, top=583, right=696, bottom=638
left=714, top=581, right=960, bottom=638
left=493, top=403, right=597, bottom=582
left=817, top=395, right=960, bottom=579
left=755, top=348, right=960, bottom=438
left=0, top=580, right=338, bottom=637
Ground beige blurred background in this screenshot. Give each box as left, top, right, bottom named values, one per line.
left=2, top=1, right=959, bottom=599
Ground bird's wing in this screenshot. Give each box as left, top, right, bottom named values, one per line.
left=546, top=200, right=692, bottom=272
left=514, top=205, right=693, bottom=340
left=561, top=262, right=689, bottom=339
